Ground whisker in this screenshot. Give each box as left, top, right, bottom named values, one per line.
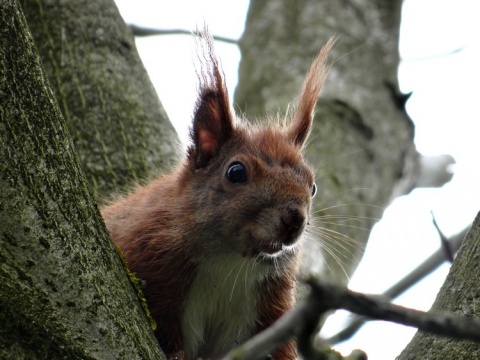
left=310, top=226, right=364, bottom=248
left=314, top=237, right=352, bottom=281
left=314, top=214, right=379, bottom=222
left=253, top=253, right=263, bottom=268
left=243, top=258, right=251, bottom=298
left=312, top=230, right=362, bottom=261
left=230, top=259, right=247, bottom=302
left=313, top=202, right=384, bottom=215
left=224, top=257, right=243, bottom=285
left=313, top=188, right=379, bottom=208
left=315, top=221, right=372, bottom=233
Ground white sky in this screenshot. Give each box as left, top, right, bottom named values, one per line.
left=115, top=1, right=480, bottom=358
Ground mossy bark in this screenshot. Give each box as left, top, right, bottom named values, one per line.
left=397, top=212, right=480, bottom=359
left=235, top=0, right=419, bottom=283
left=0, top=1, right=165, bottom=358
left=21, top=0, right=181, bottom=202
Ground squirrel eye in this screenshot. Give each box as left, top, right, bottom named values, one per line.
left=311, top=183, right=317, bottom=198
left=226, top=162, right=247, bottom=183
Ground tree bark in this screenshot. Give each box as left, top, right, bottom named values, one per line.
left=0, top=1, right=165, bottom=358
left=397, top=213, right=480, bottom=359
left=235, top=0, right=419, bottom=283
left=21, top=0, right=181, bottom=201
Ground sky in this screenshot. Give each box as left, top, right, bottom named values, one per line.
left=114, top=1, right=480, bottom=358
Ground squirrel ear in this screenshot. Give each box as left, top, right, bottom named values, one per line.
left=289, top=37, right=335, bottom=147
left=191, top=88, right=234, bottom=168
left=189, top=31, right=234, bottom=168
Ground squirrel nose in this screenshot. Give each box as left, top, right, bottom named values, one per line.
left=280, top=208, right=306, bottom=243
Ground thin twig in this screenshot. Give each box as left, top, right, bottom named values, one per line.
left=402, top=47, right=463, bottom=62
left=128, top=25, right=238, bottom=44
left=431, top=211, right=454, bottom=262
left=323, top=225, right=469, bottom=344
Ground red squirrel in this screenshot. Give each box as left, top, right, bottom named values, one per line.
left=101, top=34, right=334, bottom=360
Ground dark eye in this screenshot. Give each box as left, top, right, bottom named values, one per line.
left=226, top=162, right=247, bottom=183
left=311, top=183, right=317, bottom=198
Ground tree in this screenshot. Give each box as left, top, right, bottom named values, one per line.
left=0, top=0, right=165, bottom=358
left=1, top=0, right=478, bottom=358
left=20, top=0, right=180, bottom=200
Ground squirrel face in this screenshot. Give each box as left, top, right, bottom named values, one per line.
left=177, top=35, right=334, bottom=266
left=183, top=124, right=316, bottom=263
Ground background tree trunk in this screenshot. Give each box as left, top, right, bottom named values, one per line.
left=0, top=1, right=164, bottom=358
left=235, top=0, right=419, bottom=283
left=21, top=0, right=181, bottom=201
left=397, top=212, right=480, bottom=359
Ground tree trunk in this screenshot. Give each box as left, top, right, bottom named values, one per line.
left=0, top=1, right=165, bottom=358
left=235, top=0, right=419, bottom=283
left=20, top=0, right=181, bottom=201
left=397, top=212, right=480, bottom=359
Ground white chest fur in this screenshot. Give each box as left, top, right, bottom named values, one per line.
left=181, top=255, right=267, bottom=359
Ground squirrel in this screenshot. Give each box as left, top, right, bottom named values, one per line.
left=101, top=34, right=334, bottom=360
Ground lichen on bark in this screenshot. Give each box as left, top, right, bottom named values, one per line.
left=21, top=0, right=181, bottom=201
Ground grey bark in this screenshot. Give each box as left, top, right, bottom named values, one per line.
left=21, top=0, right=181, bottom=201
left=397, top=213, right=480, bottom=359
left=0, top=1, right=165, bottom=358
left=235, top=0, right=419, bottom=283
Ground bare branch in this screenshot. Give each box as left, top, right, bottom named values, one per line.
left=324, top=225, right=469, bottom=344
left=312, top=276, right=480, bottom=344
left=224, top=271, right=480, bottom=359
left=221, top=287, right=365, bottom=360
left=128, top=24, right=238, bottom=44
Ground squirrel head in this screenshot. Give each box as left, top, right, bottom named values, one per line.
left=183, top=33, right=334, bottom=263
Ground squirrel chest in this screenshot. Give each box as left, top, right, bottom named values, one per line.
left=181, top=254, right=266, bottom=358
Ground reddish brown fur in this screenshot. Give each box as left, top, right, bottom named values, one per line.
left=101, top=34, right=334, bottom=360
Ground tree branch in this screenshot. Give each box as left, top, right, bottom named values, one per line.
left=221, top=286, right=365, bottom=360
left=223, top=273, right=480, bottom=359
left=311, top=279, right=480, bottom=343
left=0, top=0, right=164, bottom=357
left=129, top=24, right=238, bottom=44
left=323, top=225, right=469, bottom=344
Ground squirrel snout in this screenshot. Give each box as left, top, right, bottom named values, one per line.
left=280, top=207, right=306, bottom=245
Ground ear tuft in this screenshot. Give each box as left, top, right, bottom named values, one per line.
left=289, top=37, right=336, bottom=147
left=189, top=29, right=235, bottom=168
